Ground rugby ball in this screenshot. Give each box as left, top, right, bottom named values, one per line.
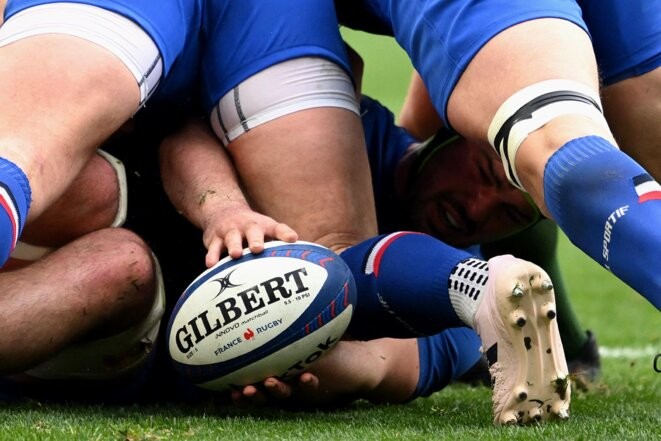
left=166, top=241, right=356, bottom=391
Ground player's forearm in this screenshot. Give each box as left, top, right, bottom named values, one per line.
left=159, top=119, right=248, bottom=230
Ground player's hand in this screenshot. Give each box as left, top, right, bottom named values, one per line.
left=230, top=373, right=321, bottom=408
left=228, top=339, right=384, bottom=409
left=202, top=201, right=298, bottom=266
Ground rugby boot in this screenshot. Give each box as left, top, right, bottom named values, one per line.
left=474, top=255, right=571, bottom=425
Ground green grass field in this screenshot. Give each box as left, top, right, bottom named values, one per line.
left=0, top=31, right=659, bottom=441
left=1, top=234, right=657, bottom=441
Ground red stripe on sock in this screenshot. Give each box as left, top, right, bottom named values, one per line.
left=0, top=196, right=17, bottom=249
left=639, top=191, right=661, bottom=203
left=372, top=232, right=414, bottom=277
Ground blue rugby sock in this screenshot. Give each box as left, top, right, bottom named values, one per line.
left=412, top=327, right=483, bottom=399
left=0, top=158, right=30, bottom=265
left=340, top=232, right=473, bottom=340
left=544, top=136, right=661, bottom=309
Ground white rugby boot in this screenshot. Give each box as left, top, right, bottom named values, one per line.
left=473, top=255, right=571, bottom=425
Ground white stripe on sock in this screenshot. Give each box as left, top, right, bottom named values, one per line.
left=448, top=258, right=489, bottom=327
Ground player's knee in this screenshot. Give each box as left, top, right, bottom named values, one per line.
left=110, top=228, right=154, bottom=287
left=90, top=227, right=156, bottom=315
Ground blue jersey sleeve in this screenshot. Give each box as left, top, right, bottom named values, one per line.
left=360, top=96, right=415, bottom=232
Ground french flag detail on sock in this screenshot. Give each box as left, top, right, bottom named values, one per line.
left=364, top=231, right=422, bottom=277
left=0, top=182, right=20, bottom=251
left=633, top=173, right=661, bottom=203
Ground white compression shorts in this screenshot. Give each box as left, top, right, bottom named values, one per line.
left=487, top=79, right=610, bottom=190
left=210, top=56, right=359, bottom=146
left=0, top=2, right=162, bottom=105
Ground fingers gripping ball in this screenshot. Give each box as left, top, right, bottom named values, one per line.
left=167, top=241, right=356, bottom=391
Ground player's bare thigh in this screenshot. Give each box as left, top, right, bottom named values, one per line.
left=601, top=67, right=661, bottom=178
left=227, top=107, right=377, bottom=253
left=219, top=58, right=378, bottom=253
left=0, top=5, right=147, bottom=219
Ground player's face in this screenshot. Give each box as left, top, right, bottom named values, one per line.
left=397, top=136, right=540, bottom=248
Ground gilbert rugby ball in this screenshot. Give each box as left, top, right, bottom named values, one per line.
left=167, top=241, right=356, bottom=391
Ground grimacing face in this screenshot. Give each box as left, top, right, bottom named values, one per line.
left=395, top=134, right=541, bottom=248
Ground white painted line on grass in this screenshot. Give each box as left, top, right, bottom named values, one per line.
left=599, top=345, right=659, bottom=359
